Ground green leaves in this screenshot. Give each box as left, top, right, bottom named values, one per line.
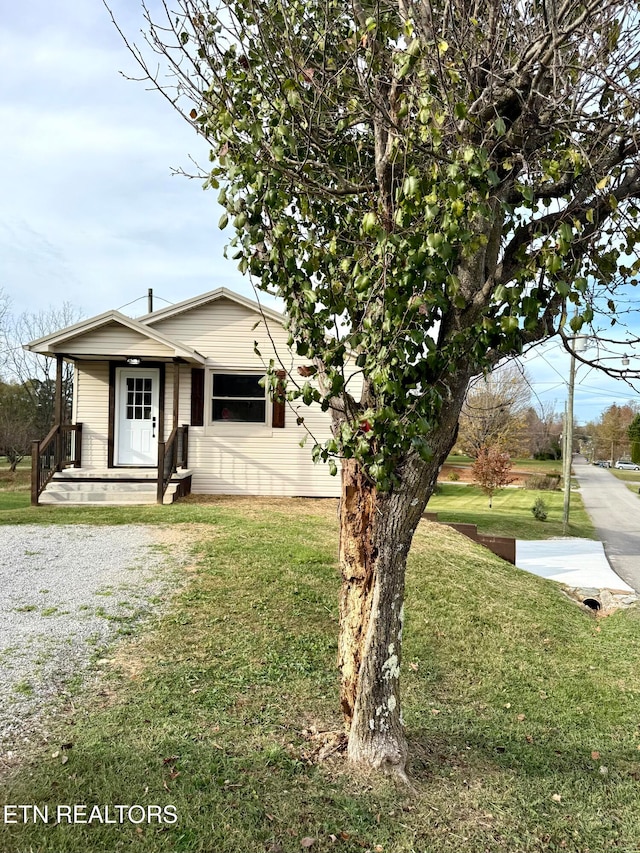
left=165, top=0, right=640, bottom=490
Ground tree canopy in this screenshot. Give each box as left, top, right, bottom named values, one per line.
left=457, top=363, right=531, bottom=457
left=121, top=0, right=640, bottom=774
left=126, top=0, right=640, bottom=489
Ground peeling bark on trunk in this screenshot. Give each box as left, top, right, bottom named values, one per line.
left=337, top=457, right=435, bottom=775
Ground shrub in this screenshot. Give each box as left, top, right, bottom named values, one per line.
left=524, top=474, right=559, bottom=491
left=531, top=497, right=548, bottom=521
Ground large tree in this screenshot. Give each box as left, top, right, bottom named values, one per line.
left=0, top=304, right=80, bottom=437
left=628, top=413, right=640, bottom=463
left=457, top=362, right=531, bottom=457
left=524, top=401, right=563, bottom=460
left=120, top=0, right=640, bottom=776
left=0, top=381, right=36, bottom=471
left=590, top=402, right=637, bottom=462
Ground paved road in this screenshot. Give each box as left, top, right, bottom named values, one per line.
left=573, top=455, right=640, bottom=592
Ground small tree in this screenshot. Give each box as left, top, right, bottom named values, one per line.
left=472, top=446, right=514, bottom=508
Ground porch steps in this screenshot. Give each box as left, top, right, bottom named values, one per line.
left=39, top=469, right=193, bottom=506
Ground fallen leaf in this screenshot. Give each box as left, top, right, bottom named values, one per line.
left=340, top=832, right=350, bottom=840
left=591, top=750, right=600, bottom=760
left=431, top=709, right=440, bottom=716
left=504, top=703, right=511, bottom=709
left=599, top=765, right=608, bottom=775
left=61, top=755, right=69, bottom=765
left=552, top=793, right=562, bottom=802
left=163, top=756, right=179, bottom=765
left=163, top=780, right=171, bottom=793
left=517, top=714, right=526, bottom=722
left=409, top=662, right=419, bottom=671
left=51, top=751, right=60, bottom=759
left=301, top=838, right=315, bottom=848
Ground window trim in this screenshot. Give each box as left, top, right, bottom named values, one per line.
left=206, top=369, right=271, bottom=433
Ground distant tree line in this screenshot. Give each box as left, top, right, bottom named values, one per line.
left=585, top=403, right=640, bottom=465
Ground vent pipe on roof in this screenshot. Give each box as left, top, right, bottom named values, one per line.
left=148, top=288, right=153, bottom=314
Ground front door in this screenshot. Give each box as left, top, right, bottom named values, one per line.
left=115, top=368, right=160, bottom=466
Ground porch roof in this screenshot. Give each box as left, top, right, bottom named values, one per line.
left=24, top=310, right=206, bottom=364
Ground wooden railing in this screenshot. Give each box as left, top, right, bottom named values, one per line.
left=157, top=425, right=189, bottom=504
left=31, top=423, right=83, bottom=505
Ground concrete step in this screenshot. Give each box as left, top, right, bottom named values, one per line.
left=39, top=490, right=158, bottom=505
left=39, top=470, right=191, bottom=506
left=46, top=481, right=158, bottom=493
left=52, top=468, right=159, bottom=481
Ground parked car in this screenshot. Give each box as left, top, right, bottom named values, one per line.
left=615, top=460, right=640, bottom=470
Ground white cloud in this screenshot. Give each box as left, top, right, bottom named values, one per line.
left=0, top=0, right=248, bottom=320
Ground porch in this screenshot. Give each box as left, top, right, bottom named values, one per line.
left=28, top=353, right=192, bottom=505
left=32, top=417, right=192, bottom=506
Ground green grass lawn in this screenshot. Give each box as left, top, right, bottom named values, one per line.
left=610, top=468, right=640, bottom=483
left=2, top=498, right=639, bottom=853
left=427, top=483, right=595, bottom=539
left=446, top=455, right=562, bottom=475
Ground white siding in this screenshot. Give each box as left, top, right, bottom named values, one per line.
left=58, top=323, right=175, bottom=358
left=75, top=361, right=110, bottom=469
left=71, top=296, right=355, bottom=497
left=152, top=298, right=342, bottom=497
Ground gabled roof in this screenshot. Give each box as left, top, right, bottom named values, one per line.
left=24, top=310, right=206, bottom=363
left=139, top=287, right=285, bottom=327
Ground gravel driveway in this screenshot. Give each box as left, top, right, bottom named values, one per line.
left=0, top=524, right=178, bottom=755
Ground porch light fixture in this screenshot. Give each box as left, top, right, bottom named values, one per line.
left=622, top=353, right=630, bottom=366
left=126, top=357, right=141, bottom=366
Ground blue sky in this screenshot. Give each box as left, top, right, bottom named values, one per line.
left=1, top=0, right=639, bottom=423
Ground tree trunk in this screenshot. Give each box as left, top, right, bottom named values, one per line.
left=337, top=457, right=434, bottom=776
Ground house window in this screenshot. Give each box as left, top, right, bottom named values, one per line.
left=211, top=373, right=266, bottom=423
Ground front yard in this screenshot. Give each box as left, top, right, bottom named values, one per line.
left=2, top=498, right=640, bottom=853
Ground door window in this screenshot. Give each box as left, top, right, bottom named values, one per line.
left=126, top=376, right=153, bottom=420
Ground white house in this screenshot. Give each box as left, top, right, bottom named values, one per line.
left=25, top=288, right=340, bottom=505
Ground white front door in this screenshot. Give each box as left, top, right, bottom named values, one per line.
left=115, top=368, right=160, bottom=466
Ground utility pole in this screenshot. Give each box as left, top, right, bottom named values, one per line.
left=562, top=337, right=577, bottom=534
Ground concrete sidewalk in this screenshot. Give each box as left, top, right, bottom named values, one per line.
left=516, top=538, right=635, bottom=592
